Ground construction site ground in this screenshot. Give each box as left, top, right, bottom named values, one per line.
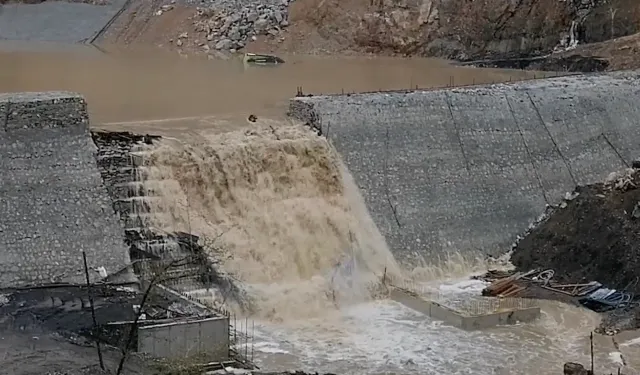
left=0, top=286, right=145, bottom=375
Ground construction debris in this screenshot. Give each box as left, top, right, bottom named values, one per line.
left=481, top=270, right=577, bottom=297
left=482, top=269, right=637, bottom=318
left=482, top=271, right=529, bottom=297
left=511, top=165, right=640, bottom=333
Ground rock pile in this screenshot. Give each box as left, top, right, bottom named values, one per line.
left=191, top=0, right=293, bottom=52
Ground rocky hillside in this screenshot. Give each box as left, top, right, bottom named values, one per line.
left=362, top=0, right=640, bottom=60
left=99, top=0, right=640, bottom=70
left=251, top=0, right=640, bottom=68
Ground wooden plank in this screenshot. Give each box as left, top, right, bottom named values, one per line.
left=491, top=280, right=516, bottom=296
left=498, top=285, right=519, bottom=297
left=502, top=286, right=525, bottom=298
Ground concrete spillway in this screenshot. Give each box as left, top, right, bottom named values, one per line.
left=290, top=72, right=640, bottom=264
left=0, top=92, right=131, bottom=287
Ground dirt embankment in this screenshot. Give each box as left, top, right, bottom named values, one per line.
left=511, top=168, right=640, bottom=295
left=511, top=167, right=640, bottom=332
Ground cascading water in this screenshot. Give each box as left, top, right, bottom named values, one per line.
left=130, top=119, right=632, bottom=374
left=135, top=120, right=401, bottom=321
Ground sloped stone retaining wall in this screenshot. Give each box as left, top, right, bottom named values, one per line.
left=0, top=92, right=132, bottom=287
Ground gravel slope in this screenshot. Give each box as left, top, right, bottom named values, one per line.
left=0, top=0, right=127, bottom=43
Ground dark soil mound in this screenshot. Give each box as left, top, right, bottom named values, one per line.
left=511, top=168, right=640, bottom=296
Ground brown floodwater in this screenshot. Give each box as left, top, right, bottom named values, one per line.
left=0, top=41, right=556, bottom=127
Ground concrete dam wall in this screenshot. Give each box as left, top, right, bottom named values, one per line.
left=0, top=92, right=131, bottom=287
left=290, top=72, right=640, bottom=264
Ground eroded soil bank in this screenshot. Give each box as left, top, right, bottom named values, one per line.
left=512, top=167, right=640, bottom=333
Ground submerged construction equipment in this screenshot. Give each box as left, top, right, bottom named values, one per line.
left=242, top=53, right=285, bottom=67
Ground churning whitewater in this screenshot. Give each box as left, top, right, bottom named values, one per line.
left=131, top=119, right=620, bottom=374
left=139, top=120, right=401, bottom=320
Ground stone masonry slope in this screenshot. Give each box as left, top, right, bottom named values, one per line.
left=0, top=92, right=132, bottom=287
left=289, top=71, right=640, bottom=266
left=0, top=0, right=128, bottom=43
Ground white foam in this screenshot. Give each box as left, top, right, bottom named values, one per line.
left=253, top=341, right=290, bottom=354
left=435, top=278, right=488, bottom=295
left=250, top=288, right=617, bottom=375
left=213, top=368, right=251, bottom=374
left=621, top=336, right=640, bottom=347
left=609, top=351, right=624, bottom=366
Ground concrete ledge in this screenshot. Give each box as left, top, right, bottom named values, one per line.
left=0, top=92, right=88, bottom=131
left=389, top=287, right=541, bottom=330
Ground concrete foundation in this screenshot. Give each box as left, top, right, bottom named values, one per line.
left=137, top=316, right=230, bottom=360
left=389, top=287, right=541, bottom=330
left=0, top=92, right=132, bottom=287
left=289, top=71, right=640, bottom=263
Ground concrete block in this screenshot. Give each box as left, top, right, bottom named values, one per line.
left=137, top=328, right=156, bottom=355
left=429, top=301, right=464, bottom=327
left=138, top=317, right=229, bottom=360
left=460, top=307, right=541, bottom=330
left=389, top=287, right=540, bottom=330
left=1, top=92, right=88, bottom=131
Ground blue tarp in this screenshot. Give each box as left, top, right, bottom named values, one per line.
left=579, top=286, right=632, bottom=312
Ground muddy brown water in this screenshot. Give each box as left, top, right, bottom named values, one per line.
left=0, top=42, right=551, bottom=128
